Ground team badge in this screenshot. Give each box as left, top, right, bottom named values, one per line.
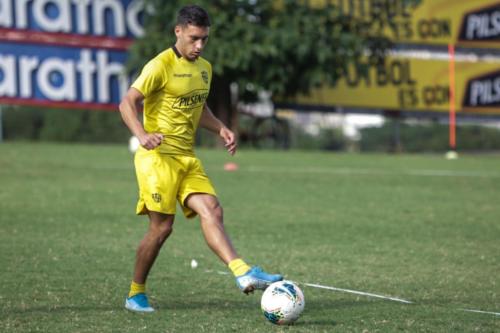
left=201, top=70, right=209, bottom=84
left=152, top=193, right=162, bottom=203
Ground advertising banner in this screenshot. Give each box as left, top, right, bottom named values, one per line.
left=0, top=0, right=144, bottom=110
left=288, top=54, right=500, bottom=115
left=327, top=0, right=500, bottom=48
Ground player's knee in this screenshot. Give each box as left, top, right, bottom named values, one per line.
left=212, top=204, right=223, bottom=222
left=151, top=221, right=174, bottom=244
left=158, top=225, right=173, bottom=245
left=199, top=201, right=223, bottom=222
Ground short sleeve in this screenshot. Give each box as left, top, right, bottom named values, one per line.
left=131, top=58, right=167, bottom=97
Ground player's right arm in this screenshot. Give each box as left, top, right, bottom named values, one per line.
left=119, top=87, right=163, bottom=150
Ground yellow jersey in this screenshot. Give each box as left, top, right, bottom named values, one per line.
left=131, top=47, right=212, bottom=156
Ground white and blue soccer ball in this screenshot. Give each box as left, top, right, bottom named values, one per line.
left=261, top=280, right=305, bottom=325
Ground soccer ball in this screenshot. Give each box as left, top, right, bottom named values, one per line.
left=261, top=280, right=305, bottom=325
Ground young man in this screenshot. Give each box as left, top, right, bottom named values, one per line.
left=119, top=5, right=283, bottom=313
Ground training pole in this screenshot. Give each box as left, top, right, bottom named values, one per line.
left=448, top=44, right=456, bottom=150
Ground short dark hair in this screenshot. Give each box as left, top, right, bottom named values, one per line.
left=176, top=5, right=211, bottom=27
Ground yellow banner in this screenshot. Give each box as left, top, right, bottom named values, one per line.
left=318, top=0, right=500, bottom=48
left=288, top=55, right=500, bottom=115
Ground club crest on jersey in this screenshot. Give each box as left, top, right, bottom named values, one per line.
left=201, top=70, right=209, bottom=84
left=152, top=193, right=162, bottom=203
left=172, top=89, right=209, bottom=111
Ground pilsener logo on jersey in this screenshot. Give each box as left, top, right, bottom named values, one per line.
left=172, top=89, right=209, bottom=111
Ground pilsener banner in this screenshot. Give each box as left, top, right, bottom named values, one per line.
left=0, top=0, right=145, bottom=110
left=325, top=0, right=500, bottom=48
left=287, top=55, right=500, bottom=115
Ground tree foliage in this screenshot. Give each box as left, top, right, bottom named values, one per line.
left=130, top=1, right=397, bottom=98
left=129, top=0, right=418, bottom=128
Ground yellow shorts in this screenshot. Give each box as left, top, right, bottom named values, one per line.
left=134, top=148, right=216, bottom=218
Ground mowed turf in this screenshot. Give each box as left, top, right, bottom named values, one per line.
left=0, top=142, right=499, bottom=332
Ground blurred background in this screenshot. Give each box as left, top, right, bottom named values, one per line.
left=1, top=0, right=500, bottom=153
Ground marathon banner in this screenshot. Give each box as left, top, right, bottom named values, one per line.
left=287, top=55, right=500, bottom=115
left=0, top=42, right=129, bottom=110
left=0, top=0, right=145, bottom=110
left=323, top=0, right=500, bottom=48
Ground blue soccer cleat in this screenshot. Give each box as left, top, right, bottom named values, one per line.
left=125, top=293, right=155, bottom=313
left=236, top=266, right=283, bottom=294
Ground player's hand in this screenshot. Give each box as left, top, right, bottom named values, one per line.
left=219, top=127, right=237, bottom=156
left=138, top=133, right=163, bottom=150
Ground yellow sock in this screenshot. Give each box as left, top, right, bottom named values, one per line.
left=228, top=258, right=251, bottom=277
left=128, top=281, right=146, bottom=298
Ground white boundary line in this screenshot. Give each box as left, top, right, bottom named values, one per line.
left=204, top=269, right=500, bottom=316
left=204, top=270, right=412, bottom=304
left=301, top=282, right=413, bottom=304
left=204, top=269, right=230, bottom=275
left=461, top=309, right=500, bottom=316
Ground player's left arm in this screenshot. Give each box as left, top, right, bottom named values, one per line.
left=200, top=103, right=237, bottom=155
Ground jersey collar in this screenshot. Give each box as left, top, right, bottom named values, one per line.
left=172, top=45, right=182, bottom=58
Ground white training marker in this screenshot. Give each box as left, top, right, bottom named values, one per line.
left=302, top=282, right=413, bottom=304
left=203, top=269, right=230, bottom=275
left=461, top=309, right=500, bottom=316
left=203, top=270, right=412, bottom=304
left=203, top=269, right=500, bottom=316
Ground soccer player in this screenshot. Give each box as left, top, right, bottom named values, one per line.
left=119, top=5, right=283, bottom=313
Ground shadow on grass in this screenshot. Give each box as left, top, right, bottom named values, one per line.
left=294, top=298, right=381, bottom=327
left=156, top=297, right=256, bottom=311
left=4, top=297, right=253, bottom=316
left=156, top=295, right=387, bottom=328
left=3, top=305, right=120, bottom=315
left=292, top=319, right=338, bottom=327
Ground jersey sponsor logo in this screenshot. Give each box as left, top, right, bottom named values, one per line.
left=201, top=70, right=209, bottom=84
left=172, top=89, right=209, bottom=111
left=173, top=73, right=192, bottom=78
left=463, top=70, right=500, bottom=108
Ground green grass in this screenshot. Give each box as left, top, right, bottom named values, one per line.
left=1, top=142, right=499, bottom=332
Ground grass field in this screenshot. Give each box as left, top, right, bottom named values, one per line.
left=1, top=142, right=499, bottom=332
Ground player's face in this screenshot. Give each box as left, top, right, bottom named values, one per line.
left=175, top=24, right=210, bottom=61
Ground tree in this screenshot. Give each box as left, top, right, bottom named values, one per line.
left=129, top=0, right=405, bottom=130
